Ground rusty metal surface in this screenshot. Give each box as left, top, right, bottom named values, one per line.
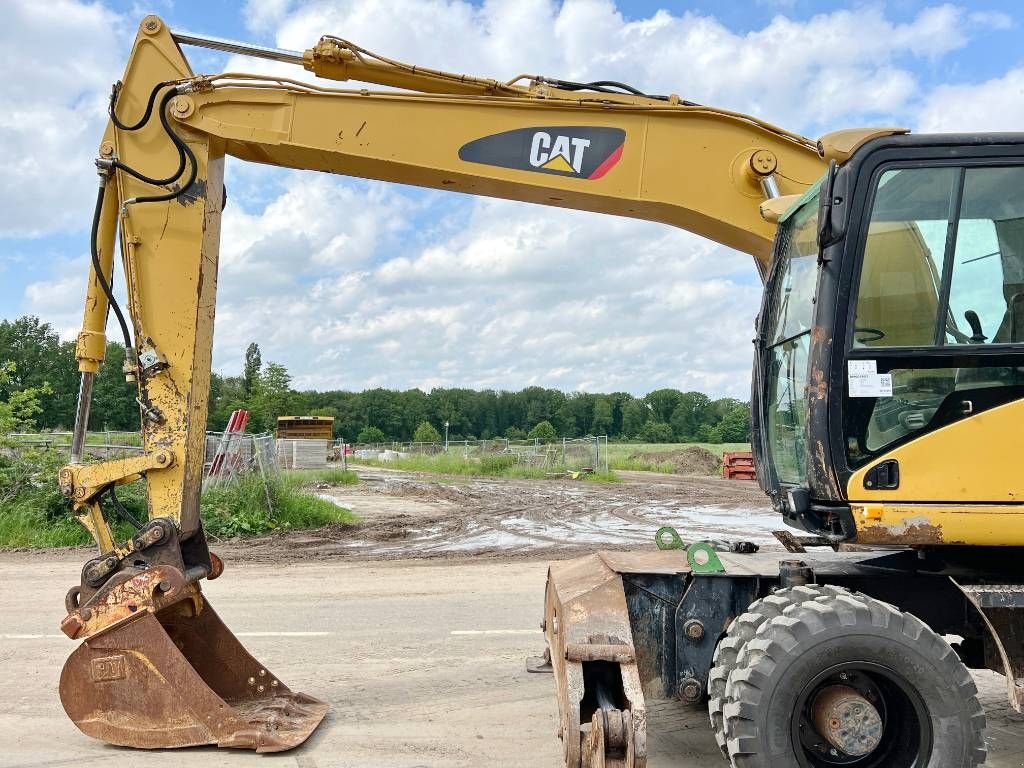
left=811, top=685, right=883, bottom=756
left=854, top=518, right=946, bottom=546
left=566, top=643, right=635, bottom=664
left=544, top=553, right=648, bottom=768
left=953, top=577, right=1024, bottom=714
left=59, top=597, right=328, bottom=752
left=722, top=451, right=756, bottom=481
left=772, top=529, right=836, bottom=553
left=582, top=708, right=634, bottom=768
left=597, top=550, right=689, bottom=576
left=60, top=564, right=195, bottom=640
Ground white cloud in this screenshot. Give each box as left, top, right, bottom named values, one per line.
left=205, top=182, right=761, bottom=396
left=0, top=1, right=128, bottom=238
left=917, top=66, right=1024, bottom=133
left=21, top=256, right=91, bottom=339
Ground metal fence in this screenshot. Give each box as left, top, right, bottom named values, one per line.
left=8, top=431, right=281, bottom=488
left=7, top=431, right=143, bottom=458
left=350, top=435, right=609, bottom=474
left=203, top=431, right=278, bottom=489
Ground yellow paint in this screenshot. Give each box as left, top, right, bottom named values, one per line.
left=76, top=502, right=115, bottom=553
left=848, top=399, right=1024, bottom=545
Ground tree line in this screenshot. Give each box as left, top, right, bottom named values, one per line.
left=0, top=316, right=751, bottom=443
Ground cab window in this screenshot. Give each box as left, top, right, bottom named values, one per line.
left=852, top=167, right=956, bottom=348
left=946, top=167, right=1024, bottom=345
left=845, top=164, right=1024, bottom=467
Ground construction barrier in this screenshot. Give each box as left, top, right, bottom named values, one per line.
left=723, top=451, right=756, bottom=480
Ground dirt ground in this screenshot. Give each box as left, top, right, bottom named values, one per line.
left=218, top=467, right=778, bottom=562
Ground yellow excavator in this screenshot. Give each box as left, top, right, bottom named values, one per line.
left=59, top=15, right=1024, bottom=767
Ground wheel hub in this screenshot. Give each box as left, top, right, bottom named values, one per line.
left=811, top=685, right=883, bottom=757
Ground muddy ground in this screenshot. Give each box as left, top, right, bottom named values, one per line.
left=214, top=467, right=779, bottom=562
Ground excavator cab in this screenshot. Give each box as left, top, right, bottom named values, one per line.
left=753, top=135, right=1024, bottom=544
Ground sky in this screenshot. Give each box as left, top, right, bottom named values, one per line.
left=2, top=0, right=1023, bottom=398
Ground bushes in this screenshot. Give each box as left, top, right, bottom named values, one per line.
left=201, top=473, right=355, bottom=538
left=0, top=448, right=140, bottom=547
left=0, top=448, right=357, bottom=547
left=480, top=454, right=517, bottom=474
left=357, top=426, right=387, bottom=444
left=527, top=420, right=557, bottom=441
left=412, top=421, right=442, bottom=444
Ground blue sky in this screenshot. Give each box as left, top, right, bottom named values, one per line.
left=3, top=0, right=1023, bottom=397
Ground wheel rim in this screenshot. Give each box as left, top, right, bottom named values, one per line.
left=792, top=661, right=933, bottom=768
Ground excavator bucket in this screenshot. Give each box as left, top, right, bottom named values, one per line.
left=542, top=550, right=694, bottom=768
left=59, top=587, right=327, bottom=752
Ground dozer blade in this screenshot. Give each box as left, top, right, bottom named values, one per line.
left=543, top=553, right=653, bottom=768
left=60, top=594, right=327, bottom=752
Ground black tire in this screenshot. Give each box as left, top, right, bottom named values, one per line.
left=723, top=592, right=986, bottom=768
left=708, top=585, right=855, bottom=757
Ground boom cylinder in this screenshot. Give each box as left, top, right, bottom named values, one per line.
left=70, top=373, right=94, bottom=465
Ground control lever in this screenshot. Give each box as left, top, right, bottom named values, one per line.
left=965, top=310, right=987, bottom=343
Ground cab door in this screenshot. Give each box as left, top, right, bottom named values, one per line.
left=838, top=159, right=1024, bottom=545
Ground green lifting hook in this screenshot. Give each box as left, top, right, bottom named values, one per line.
left=654, top=526, right=725, bottom=574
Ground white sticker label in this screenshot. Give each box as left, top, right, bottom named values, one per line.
left=849, top=372, right=893, bottom=398
left=848, top=360, right=877, bottom=375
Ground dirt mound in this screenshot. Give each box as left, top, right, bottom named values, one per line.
left=634, top=446, right=723, bottom=476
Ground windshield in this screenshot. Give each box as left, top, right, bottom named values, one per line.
left=763, top=192, right=819, bottom=486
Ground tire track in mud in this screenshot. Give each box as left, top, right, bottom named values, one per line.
left=224, top=469, right=781, bottom=562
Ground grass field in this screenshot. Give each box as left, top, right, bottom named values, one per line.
left=350, top=452, right=618, bottom=482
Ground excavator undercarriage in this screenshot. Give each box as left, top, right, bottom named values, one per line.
left=543, top=546, right=1024, bottom=768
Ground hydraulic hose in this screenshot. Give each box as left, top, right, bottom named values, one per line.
left=89, top=180, right=133, bottom=353
left=108, top=79, right=176, bottom=132
left=106, top=484, right=144, bottom=530
left=90, top=82, right=198, bottom=357
left=111, top=90, right=189, bottom=188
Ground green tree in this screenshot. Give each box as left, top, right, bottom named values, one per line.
left=0, top=316, right=76, bottom=428
left=670, top=391, right=712, bottom=441
left=0, top=362, right=50, bottom=436
left=357, top=425, right=386, bottom=444
left=590, top=397, right=613, bottom=435
left=89, top=343, right=139, bottom=431
left=639, top=421, right=674, bottom=443
left=504, top=426, right=527, bottom=440
left=620, top=398, right=649, bottom=438
left=243, top=342, right=262, bottom=396
left=249, top=362, right=293, bottom=431
left=413, top=421, right=442, bottom=444
left=716, top=403, right=752, bottom=442
left=645, top=388, right=682, bottom=424
left=527, top=420, right=557, bottom=442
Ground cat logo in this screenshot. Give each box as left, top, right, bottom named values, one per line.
left=529, top=132, right=590, bottom=174
left=458, top=126, right=625, bottom=180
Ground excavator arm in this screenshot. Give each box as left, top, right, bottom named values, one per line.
left=58, top=13, right=841, bottom=759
